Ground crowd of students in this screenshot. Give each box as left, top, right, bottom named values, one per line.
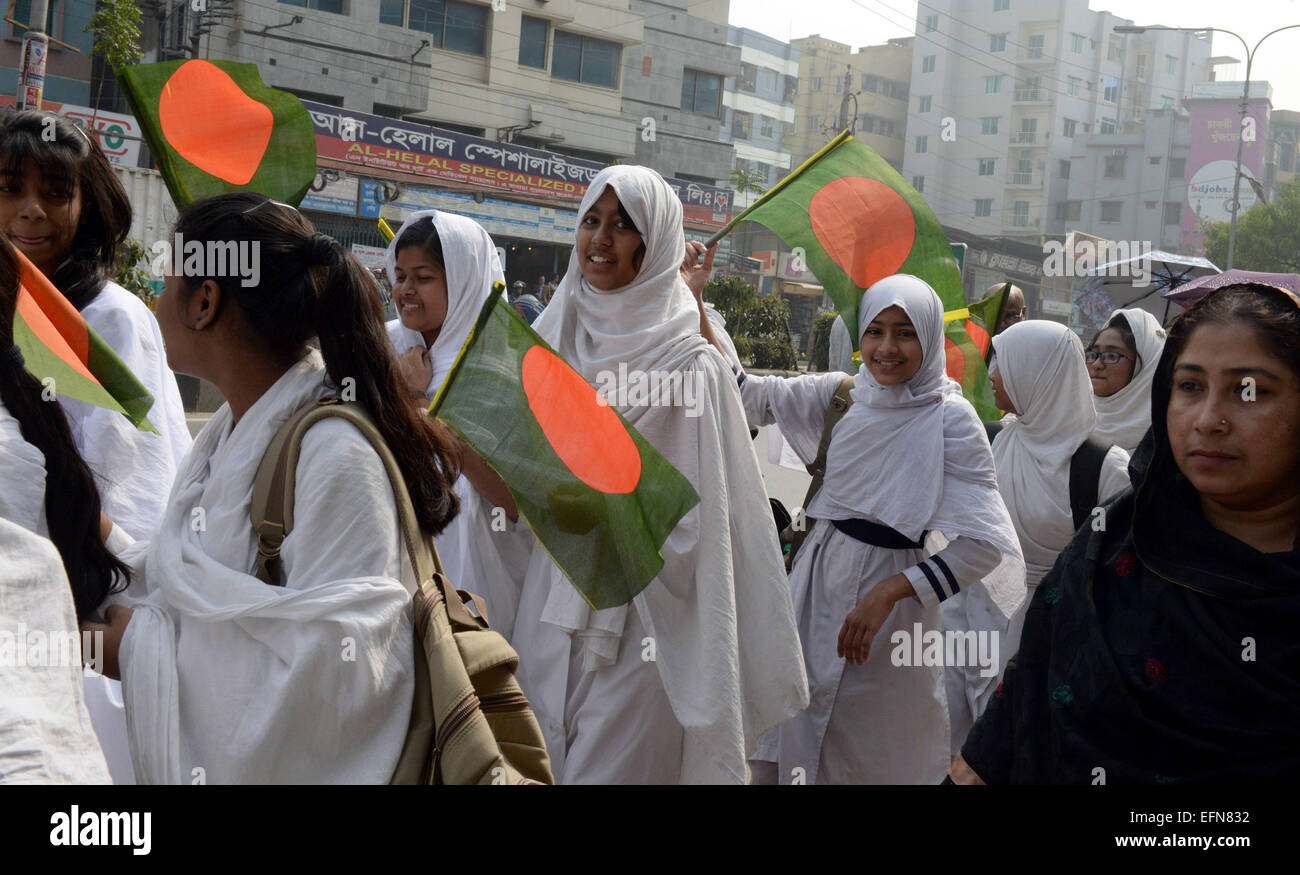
left=2, top=109, right=1297, bottom=784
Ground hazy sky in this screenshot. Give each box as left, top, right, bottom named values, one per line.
left=730, top=0, right=1300, bottom=111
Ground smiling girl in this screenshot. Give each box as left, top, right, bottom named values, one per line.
left=0, top=111, right=190, bottom=540
left=510, top=165, right=807, bottom=784
left=739, top=273, right=1024, bottom=785
left=384, top=210, right=533, bottom=638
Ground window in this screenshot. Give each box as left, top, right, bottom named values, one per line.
left=835, top=77, right=844, bottom=94
left=1071, top=33, right=1084, bottom=54
left=924, top=14, right=938, bottom=32
left=760, top=68, right=778, bottom=91
left=918, top=95, right=932, bottom=113
left=681, top=68, right=722, bottom=115
left=11, top=0, right=60, bottom=36
left=553, top=31, right=621, bottom=88
left=1144, top=200, right=1157, bottom=210
left=731, top=110, right=752, bottom=139
left=808, top=114, right=820, bottom=132
left=922, top=55, right=936, bottom=73
left=1161, top=96, right=1174, bottom=110
left=738, top=63, right=757, bottom=93
left=915, top=135, right=928, bottom=153
left=1055, top=202, right=1070, bottom=221
left=993, top=0, right=1009, bottom=10
left=1012, top=201, right=1029, bottom=226
left=1107, top=37, right=1121, bottom=62
left=519, top=15, right=548, bottom=68
left=1135, top=55, right=1148, bottom=78
left=990, top=33, right=1006, bottom=52
left=1104, top=77, right=1118, bottom=103
left=1059, top=159, right=1071, bottom=179
left=981, top=116, right=1000, bottom=135
left=1163, top=202, right=1182, bottom=225
left=1165, top=55, right=1177, bottom=75
left=1104, top=154, right=1126, bottom=178
left=978, top=158, right=996, bottom=176
left=913, top=175, right=925, bottom=192
left=975, top=198, right=993, bottom=217
left=1100, top=201, right=1122, bottom=222
left=1067, top=76, right=1081, bottom=97
left=1169, top=157, right=1186, bottom=178
left=862, top=74, right=877, bottom=92
left=1062, top=118, right=1076, bottom=138
left=386, top=0, right=487, bottom=53
left=985, top=76, right=1003, bottom=94
left=811, top=76, right=823, bottom=91
left=1099, top=117, right=1116, bottom=134
left=760, top=115, right=774, bottom=138
left=282, top=0, right=343, bottom=12
left=1028, top=34, right=1045, bottom=59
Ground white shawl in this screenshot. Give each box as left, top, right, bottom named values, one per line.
left=809, top=274, right=1026, bottom=619
left=991, top=321, right=1097, bottom=586
left=385, top=210, right=506, bottom=393
left=108, top=352, right=415, bottom=784
left=1092, top=307, right=1167, bottom=452
left=526, top=165, right=808, bottom=782
left=0, top=518, right=112, bottom=783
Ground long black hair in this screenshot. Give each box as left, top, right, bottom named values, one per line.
left=172, top=193, right=461, bottom=535
left=0, top=111, right=132, bottom=310
left=0, top=234, right=128, bottom=619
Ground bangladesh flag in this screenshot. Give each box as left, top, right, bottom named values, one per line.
left=117, top=59, right=316, bottom=208
left=10, top=246, right=156, bottom=431
left=430, top=284, right=700, bottom=610
left=710, top=130, right=1001, bottom=420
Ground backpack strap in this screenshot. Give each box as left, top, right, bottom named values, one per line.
left=248, top=396, right=487, bottom=632
left=1068, top=435, right=1111, bottom=530
left=984, top=418, right=1005, bottom=446
left=781, top=374, right=855, bottom=566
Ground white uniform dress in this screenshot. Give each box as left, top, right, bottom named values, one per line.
left=512, top=165, right=809, bottom=784
left=384, top=209, right=534, bottom=640
left=106, top=351, right=415, bottom=784
left=742, top=275, right=1025, bottom=785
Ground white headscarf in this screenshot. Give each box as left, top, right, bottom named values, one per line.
left=808, top=274, right=1025, bottom=617
left=385, top=210, right=505, bottom=394
left=990, top=320, right=1096, bottom=583
left=1092, top=307, right=1167, bottom=452
left=531, top=165, right=710, bottom=421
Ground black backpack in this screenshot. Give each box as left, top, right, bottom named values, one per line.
left=985, top=419, right=1112, bottom=529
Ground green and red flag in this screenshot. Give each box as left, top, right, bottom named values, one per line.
left=11, top=246, right=156, bottom=431
left=117, top=59, right=316, bottom=208
left=430, top=283, right=700, bottom=610
left=708, top=129, right=1001, bottom=420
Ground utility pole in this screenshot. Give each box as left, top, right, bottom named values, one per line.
left=837, top=67, right=855, bottom=131
left=16, top=0, right=50, bottom=109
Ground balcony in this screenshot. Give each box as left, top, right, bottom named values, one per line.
left=1013, top=88, right=1048, bottom=102
left=1007, top=171, right=1036, bottom=185
left=1012, top=130, right=1042, bottom=144
left=1016, top=49, right=1055, bottom=65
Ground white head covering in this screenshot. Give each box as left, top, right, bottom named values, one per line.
left=990, top=320, right=1096, bottom=582
left=384, top=210, right=505, bottom=393
left=1092, top=307, right=1166, bottom=452
left=531, top=165, right=709, bottom=423
left=808, top=274, right=1025, bottom=617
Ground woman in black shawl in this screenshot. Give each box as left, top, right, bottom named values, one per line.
left=952, top=283, right=1300, bottom=783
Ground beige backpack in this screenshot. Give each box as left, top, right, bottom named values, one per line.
left=248, top=396, right=553, bottom=785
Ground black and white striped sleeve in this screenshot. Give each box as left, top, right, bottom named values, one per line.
left=905, top=536, right=1004, bottom=608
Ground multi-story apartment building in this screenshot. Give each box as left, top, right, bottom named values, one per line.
left=2, top=0, right=94, bottom=104
left=720, top=25, right=798, bottom=207
left=621, top=0, right=738, bottom=185
left=789, top=35, right=912, bottom=172
left=1269, top=108, right=1300, bottom=190
left=903, top=0, right=1210, bottom=242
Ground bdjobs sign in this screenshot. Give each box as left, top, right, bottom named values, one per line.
left=304, top=100, right=732, bottom=228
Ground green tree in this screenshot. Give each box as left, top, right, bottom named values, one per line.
left=112, top=238, right=157, bottom=307
left=808, top=310, right=837, bottom=371
left=729, top=167, right=767, bottom=196
left=1203, top=177, right=1300, bottom=273
left=702, top=274, right=797, bottom=370
left=702, top=273, right=756, bottom=336
left=84, top=0, right=142, bottom=114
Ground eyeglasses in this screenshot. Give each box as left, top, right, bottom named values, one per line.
left=1084, top=350, right=1132, bottom=365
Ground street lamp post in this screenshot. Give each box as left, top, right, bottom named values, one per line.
left=1114, top=24, right=1300, bottom=270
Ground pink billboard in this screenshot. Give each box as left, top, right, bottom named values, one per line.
left=1181, top=98, right=1270, bottom=253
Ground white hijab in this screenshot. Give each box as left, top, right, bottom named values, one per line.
left=1092, top=307, right=1166, bottom=452
left=531, top=165, right=710, bottom=419
left=385, top=210, right=506, bottom=394
left=808, top=274, right=1025, bottom=618
left=519, top=164, right=807, bottom=783
left=990, top=320, right=1096, bottom=584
